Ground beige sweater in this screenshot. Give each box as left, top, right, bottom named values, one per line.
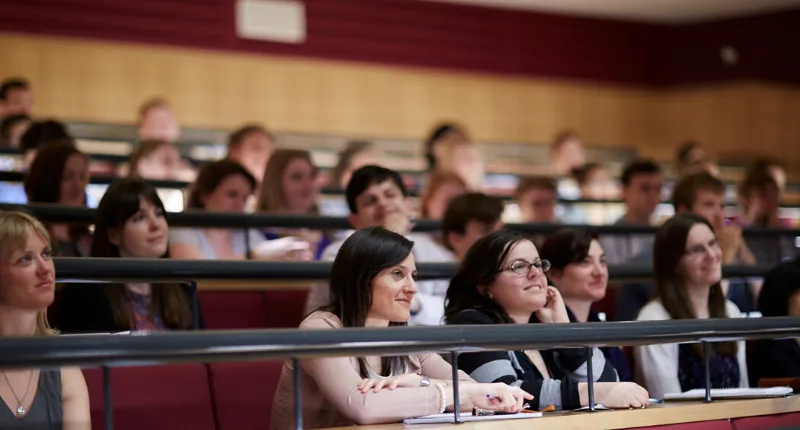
left=269, top=311, right=473, bottom=429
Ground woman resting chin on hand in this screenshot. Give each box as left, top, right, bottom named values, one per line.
left=270, top=227, right=532, bottom=429
left=444, top=229, right=649, bottom=411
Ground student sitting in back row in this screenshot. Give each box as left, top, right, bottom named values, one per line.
left=255, top=149, right=332, bottom=260
left=599, top=160, right=663, bottom=265
left=170, top=160, right=312, bottom=261
left=616, top=172, right=759, bottom=321
left=305, top=165, right=455, bottom=326
left=440, top=192, right=504, bottom=261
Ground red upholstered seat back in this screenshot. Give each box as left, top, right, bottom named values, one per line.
left=265, top=291, right=308, bottom=328
left=594, top=283, right=618, bottom=321
left=626, top=419, right=733, bottom=430
left=208, top=360, right=285, bottom=430
left=82, top=368, right=105, bottom=428
left=82, top=365, right=216, bottom=430
left=732, top=412, right=800, bottom=430
left=199, top=291, right=269, bottom=329
left=199, top=290, right=308, bottom=329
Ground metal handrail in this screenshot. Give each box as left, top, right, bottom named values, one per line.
left=4, top=202, right=800, bottom=236
left=51, top=257, right=776, bottom=282
left=1, top=317, right=798, bottom=370
left=3, top=170, right=800, bottom=207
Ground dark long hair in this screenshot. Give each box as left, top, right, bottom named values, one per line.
left=24, top=141, right=90, bottom=244
left=540, top=228, right=598, bottom=272
left=24, top=141, right=86, bottom=205
left=444, top=229, right=529, bottom=324
left=186, top=159, right=256, bottom=209
left=323, top=226, right=413, bottom=378
left=92, top=178, right=191, bottom=330
left=256, top=149, right=319, bottom=213
left=653, top=213, right=736, bottom=356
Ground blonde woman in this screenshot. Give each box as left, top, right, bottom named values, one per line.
left=0, top=211, right=90, bottom=429
left=256, top=149, right=330, bottom=259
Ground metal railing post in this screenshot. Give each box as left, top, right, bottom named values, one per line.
left=103, top=366, right=113, bottom=430
left=586, top=347, right=596, bottom=411
left=451, top=352, right=461, bottom=423
left=293, top=357, right=303, bottom=429
left=703, top=341, right=712, bottom=403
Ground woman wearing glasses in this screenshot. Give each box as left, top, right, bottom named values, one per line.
left=445, top=229, right=648, bottom=410
left=270, top=227, right=533, bottom=429
left=635, top=214, right=748, bottom=399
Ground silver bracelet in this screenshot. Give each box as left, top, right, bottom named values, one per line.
left=434, top=383, right=446, bottom=414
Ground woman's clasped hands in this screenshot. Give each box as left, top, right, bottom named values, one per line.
left=357, top=374, right=533, bottom=414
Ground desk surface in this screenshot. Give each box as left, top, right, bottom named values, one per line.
left=325, top=396, right=800, bottom=430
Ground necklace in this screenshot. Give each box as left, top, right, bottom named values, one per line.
left=1, top=370, right=34, bottom=416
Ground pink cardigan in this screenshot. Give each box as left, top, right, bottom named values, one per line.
left=269, top=311, right=474, bottom=429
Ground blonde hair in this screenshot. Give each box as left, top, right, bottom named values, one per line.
left=0, top=211, right=58, bottom=336
left=137, top=97, right=171, bottom=125
left=256, top=149, right=319, bottom=213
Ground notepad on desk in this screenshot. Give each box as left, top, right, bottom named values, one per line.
left=664, top=386, right=793, bottom=401
left=403, top=411, right=542, bottom=424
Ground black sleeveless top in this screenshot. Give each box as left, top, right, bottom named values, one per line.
left=0, top=369, right=62, bottom=429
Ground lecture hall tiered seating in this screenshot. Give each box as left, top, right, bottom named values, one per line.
left=2, top=0, right=800, bottom=429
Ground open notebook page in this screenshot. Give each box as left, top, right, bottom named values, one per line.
left=664, top=387, right=792, bottom=401
left=403, top=411, right=542, bottom=424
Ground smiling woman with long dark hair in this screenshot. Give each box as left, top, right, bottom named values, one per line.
left=56, top=178, right=202, bottom=333
left=445, top=229, right=647, bottom=410
left=635, top=214, right=748, bottom=398
left=270, top=226, right=532, bottom=429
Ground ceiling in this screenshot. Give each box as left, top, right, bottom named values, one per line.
left=422, top=0, right=800, bottom=23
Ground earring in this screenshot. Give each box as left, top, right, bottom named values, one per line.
left=487, top=291, right=494, bottom=300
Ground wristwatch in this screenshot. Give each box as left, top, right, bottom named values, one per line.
left=420, top=375, right=431, bottom=387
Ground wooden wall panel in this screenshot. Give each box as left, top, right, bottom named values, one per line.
left=651, top=82, right=800, bottom=165
left=0, top=0, right=669, bottom=86
left=0, top=33, right=663, bottom=147
left=1, top=33, right=798, bottom=166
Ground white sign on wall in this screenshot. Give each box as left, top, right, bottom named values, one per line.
left=235, top=0, right=306, bottom=44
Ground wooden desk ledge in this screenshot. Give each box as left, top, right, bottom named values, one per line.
left=324, top=397, right=800, bottom=430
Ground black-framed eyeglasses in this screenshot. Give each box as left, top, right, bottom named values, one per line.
left=498, top=259, right=551, bottom=276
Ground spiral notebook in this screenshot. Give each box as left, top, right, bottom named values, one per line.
left=664, top=386, right=793, bottom=401
left=403, top=411, right=542, bottom=424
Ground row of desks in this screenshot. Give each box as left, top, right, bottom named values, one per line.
left=325, top=397, right=800, bottom=430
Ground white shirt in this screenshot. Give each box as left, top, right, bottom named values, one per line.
left=304, top=232, right=456, bottom=326
left=634, top=299, right=749, bottom=399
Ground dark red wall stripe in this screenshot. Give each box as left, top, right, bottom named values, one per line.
left=0, top=0, right=797, bottom=86
left=669, top=9, right=800, bottom=85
